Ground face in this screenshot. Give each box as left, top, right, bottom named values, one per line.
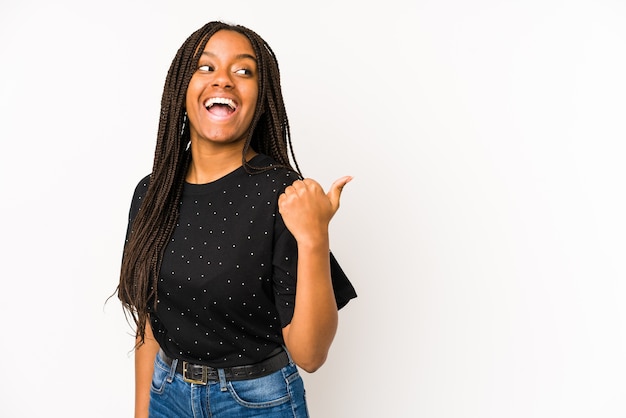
left=185, top=30, right=259, bottom=148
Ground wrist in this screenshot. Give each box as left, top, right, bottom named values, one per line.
left=295, top=231, right=330, bottom=252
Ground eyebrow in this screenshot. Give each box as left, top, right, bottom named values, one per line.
left=201, top=51, right=257, bottom=62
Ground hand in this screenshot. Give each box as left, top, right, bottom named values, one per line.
left=278, top=176, right=352, bottom=245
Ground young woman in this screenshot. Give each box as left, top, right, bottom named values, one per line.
left=117, top=21, right=357, bottom=417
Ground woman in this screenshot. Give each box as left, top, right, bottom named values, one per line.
left=117, top=21, right=357, bottom=417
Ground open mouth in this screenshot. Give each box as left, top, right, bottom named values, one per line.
left=204, top=97, right=237, bottom=116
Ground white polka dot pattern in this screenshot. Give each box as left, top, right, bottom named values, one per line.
left=125, top=154, right=356, bottom=367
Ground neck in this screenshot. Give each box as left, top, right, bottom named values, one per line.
left=186, top=141, right=257, bottom=184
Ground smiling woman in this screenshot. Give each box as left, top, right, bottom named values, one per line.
left=185, top=30, right=259, bottom=165
left=114, top=21, right=357, bottom=418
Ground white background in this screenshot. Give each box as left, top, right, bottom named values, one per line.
left=1, top=0, right=625, bottom=417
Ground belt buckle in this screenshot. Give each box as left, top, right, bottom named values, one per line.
left=182, top=361, right=208, bottom=385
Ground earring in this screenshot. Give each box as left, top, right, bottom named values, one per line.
left=182, top=111, right=191, bottom=151
left=181, top=111, right=187, bottom=136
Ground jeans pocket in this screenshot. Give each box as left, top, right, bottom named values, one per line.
left=227, top=367, right=296, bottom=408
left=150, top=353, right=172, bottom=395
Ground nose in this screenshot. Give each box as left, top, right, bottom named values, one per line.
left=211, top=67, right=233, bottom=89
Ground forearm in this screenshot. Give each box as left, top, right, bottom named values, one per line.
left=283, top=235, right=338, bottom=372
left=134, top=322, right=160, bottom=418
left=278, top=176, right=352, bottom=373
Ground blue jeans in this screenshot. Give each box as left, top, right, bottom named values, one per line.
left=149, top=350, right=309, bottom=417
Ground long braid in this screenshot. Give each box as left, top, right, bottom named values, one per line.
left=117, top=22, right=301, bottom=344
left=241, top=25, right=301, bottom=175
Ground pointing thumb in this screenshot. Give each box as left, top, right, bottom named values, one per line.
left=327, top=176, right=353, bottom=214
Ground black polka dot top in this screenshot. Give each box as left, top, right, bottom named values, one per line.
left=125, top=154, right=356, bottom=367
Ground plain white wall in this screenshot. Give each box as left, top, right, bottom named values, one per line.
left=1, top=0, right=625, bottom=417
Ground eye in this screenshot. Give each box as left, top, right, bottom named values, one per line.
left=235, top=68, right=253, bottom=76
left=198, top=64, right=213, bottom=72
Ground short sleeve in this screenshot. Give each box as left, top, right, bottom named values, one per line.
left=272, top=218, right=357, bottom=327
left=329, top=251, right=357, bottom=309
left=124, top=174, right=151, bottom=242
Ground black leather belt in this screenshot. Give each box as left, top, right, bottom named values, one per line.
left=159, top=348, right=289, bottom=384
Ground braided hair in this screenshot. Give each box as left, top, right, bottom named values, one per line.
left=117, top=21, right=301, bottom=344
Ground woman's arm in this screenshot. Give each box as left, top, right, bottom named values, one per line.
left=134, top=321, right=160, bottom=418
left=278, top=176, right=352, bottom=373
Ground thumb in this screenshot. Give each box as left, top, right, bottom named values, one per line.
left=327, top=175, right=353, bottom=213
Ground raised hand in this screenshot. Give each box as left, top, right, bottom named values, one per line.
left=278, top=176, right=352, bottom=246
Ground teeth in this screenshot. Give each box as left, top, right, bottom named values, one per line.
left=204, top=97, right=236, bottom=110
